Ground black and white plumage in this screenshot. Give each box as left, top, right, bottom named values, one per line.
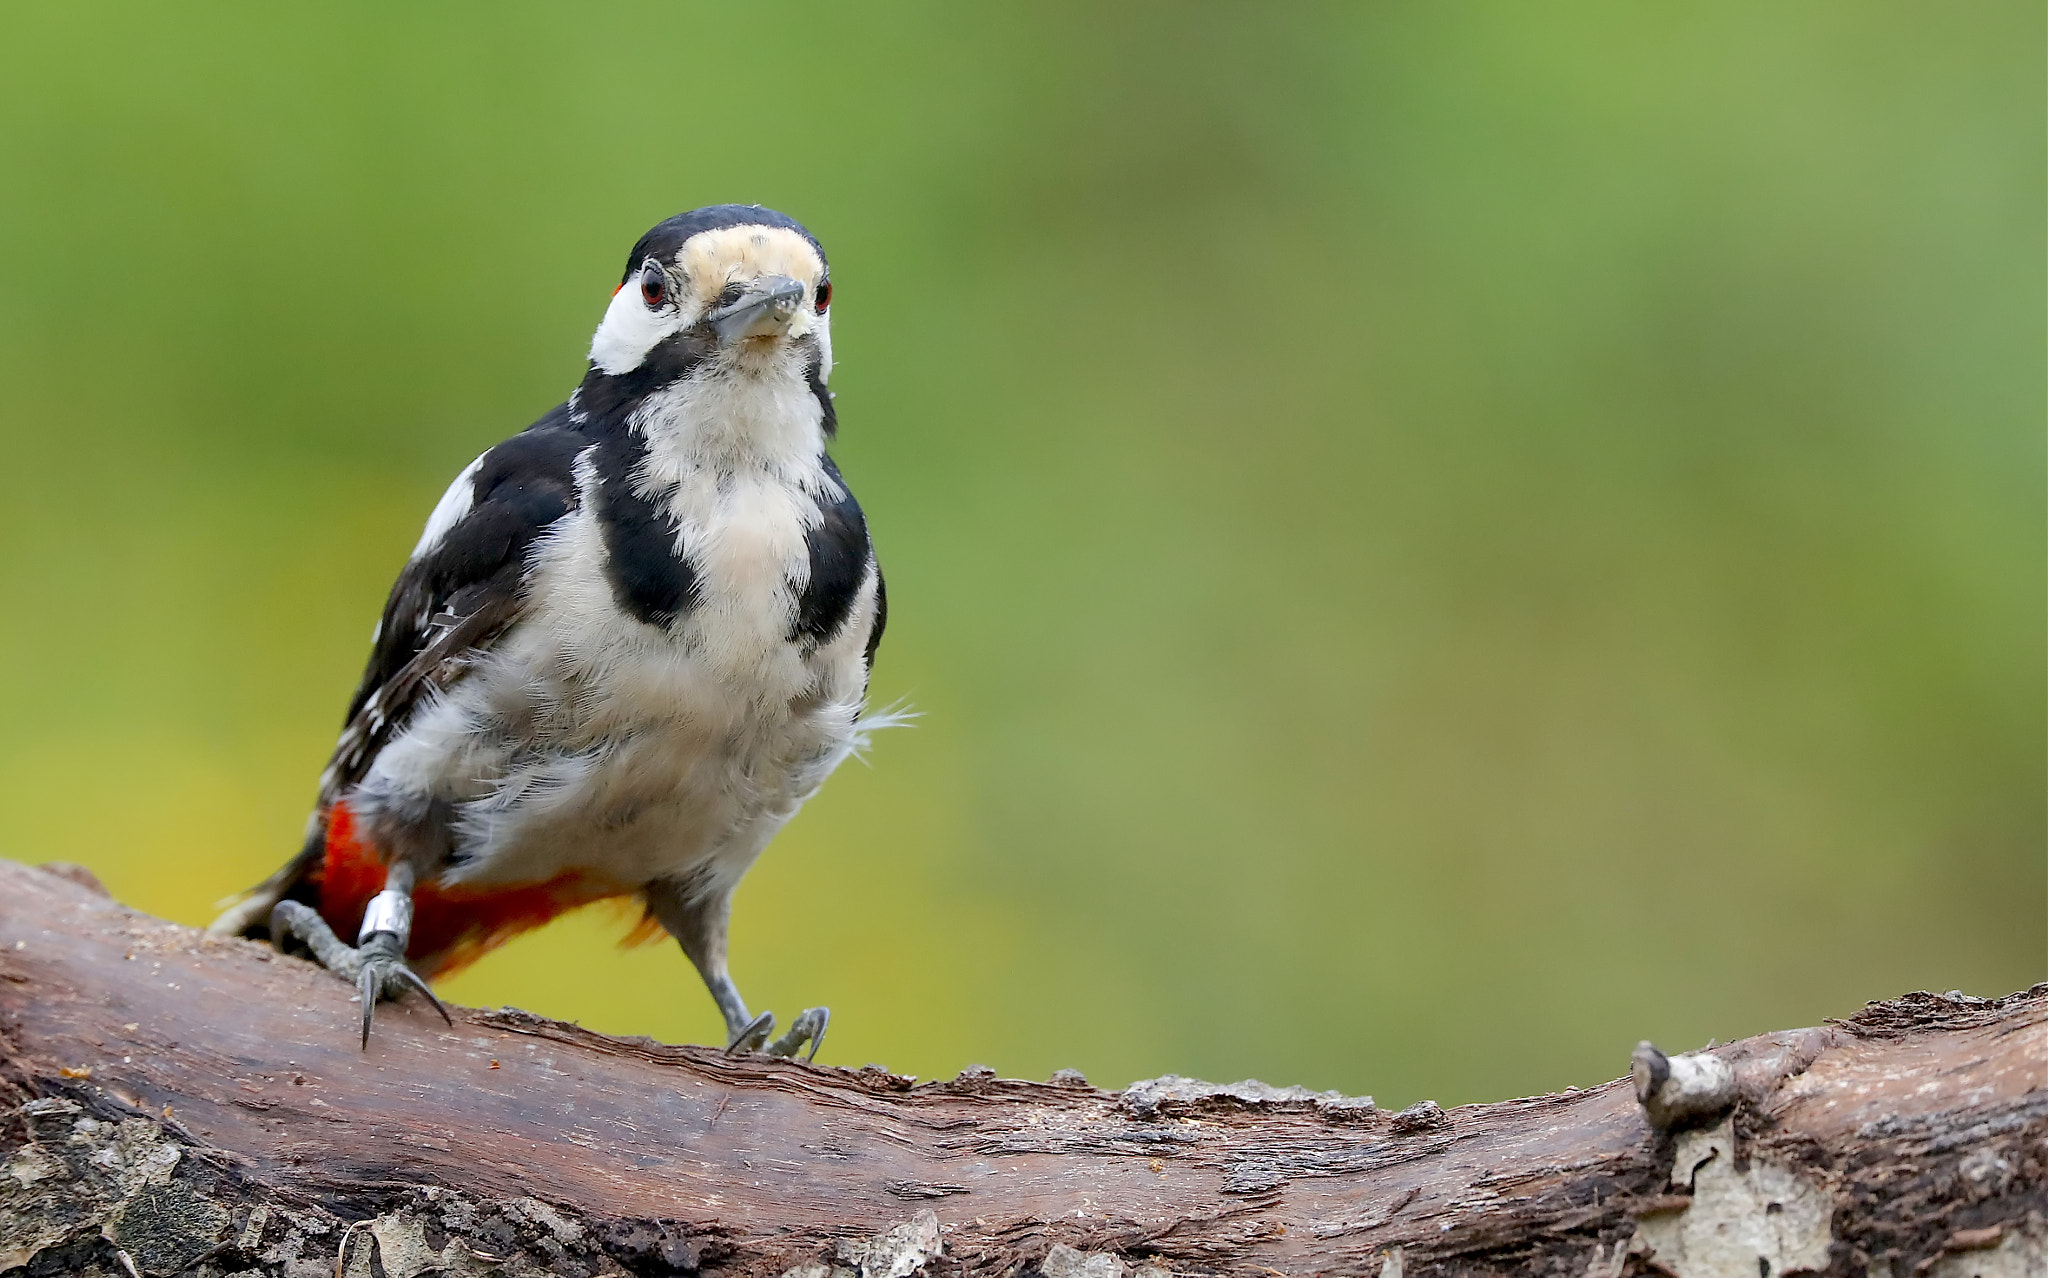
left=212, top=206, right=890, bottom=1057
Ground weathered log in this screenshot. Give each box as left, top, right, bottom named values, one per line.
left=0, top=858, right=2041, bottom=1277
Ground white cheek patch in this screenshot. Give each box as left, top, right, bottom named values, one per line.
left=589, top=280, right=686, bottom=375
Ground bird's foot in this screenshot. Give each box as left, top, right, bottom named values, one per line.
left=725, top=1006, right=829, bottom=1061
left=351, top=932, right=451, bottom=1048
left=270, top=899, right=451, bottom=1048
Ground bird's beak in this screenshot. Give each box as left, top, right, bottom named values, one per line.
left=706, top=275, right=807, bottom=345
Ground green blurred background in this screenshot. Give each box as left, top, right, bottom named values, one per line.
left=0, top=3, right=2039, bottom=1107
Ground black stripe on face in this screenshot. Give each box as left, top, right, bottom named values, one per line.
left=806, top=351, right=837, bottom=439
left=792, top=454, right=872, bottom=649
left=579, top=327, right=717, bottom=416
left=588, top=434, right=699, bottom=629
left=574, top=346, right=711, bottom=631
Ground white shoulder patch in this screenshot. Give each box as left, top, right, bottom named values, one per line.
left=411, top=452, right=486, bottom=559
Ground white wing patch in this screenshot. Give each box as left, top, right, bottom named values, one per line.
left=411, top=452, right=486, bottom=559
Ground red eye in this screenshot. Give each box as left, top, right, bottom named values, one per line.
left=814, top=279, right=832, bottom=314
left=639, top=261, right=667, bottom=308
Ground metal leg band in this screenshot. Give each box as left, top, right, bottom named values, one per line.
left=358, top=889, right=413, bottom=943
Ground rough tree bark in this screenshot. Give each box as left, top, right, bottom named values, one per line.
left=0, top=859, right=2041, bottom=1278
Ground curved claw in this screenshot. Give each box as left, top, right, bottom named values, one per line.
left=358, top=961, right=385, bottom=1050
left=726, top=1010, right=776, bottom=1055
left=357, top=948, right=451, bottom=1049
left=389, top=962, right=454, bottom=1028
left=766, top=1006, right=829, bottom=1062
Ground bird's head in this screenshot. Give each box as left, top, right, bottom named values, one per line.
left=586, top=205, right=832, bottom=390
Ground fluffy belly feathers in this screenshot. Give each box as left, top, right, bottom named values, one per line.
left=360, top=492, right=868, bottom=896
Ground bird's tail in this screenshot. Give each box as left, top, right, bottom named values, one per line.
left=210, top=799, right=621, bottom=980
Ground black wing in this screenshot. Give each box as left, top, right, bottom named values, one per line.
left=219, top=406, right=586, bottom=931
left=318, top=407, right=586, bottom=808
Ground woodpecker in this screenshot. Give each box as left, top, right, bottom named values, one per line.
left=209, top=206, right=889, bottom=1058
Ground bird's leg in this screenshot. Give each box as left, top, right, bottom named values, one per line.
left=705, top=970, right=774, bottom=1052
left=269, top=861, right=451, bottom=1048
left=350, top=863, right=453, bottom=1047
left=645, top=878, right=830, bottom=1061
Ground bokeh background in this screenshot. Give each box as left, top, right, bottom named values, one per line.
left=1, top=4, right=2040, bottom=1107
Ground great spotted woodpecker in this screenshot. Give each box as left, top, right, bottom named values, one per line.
left=210, top=206, right=891, bottom=1058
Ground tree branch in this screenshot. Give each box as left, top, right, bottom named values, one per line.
left=0, top=859, right=2041, bottom=1277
